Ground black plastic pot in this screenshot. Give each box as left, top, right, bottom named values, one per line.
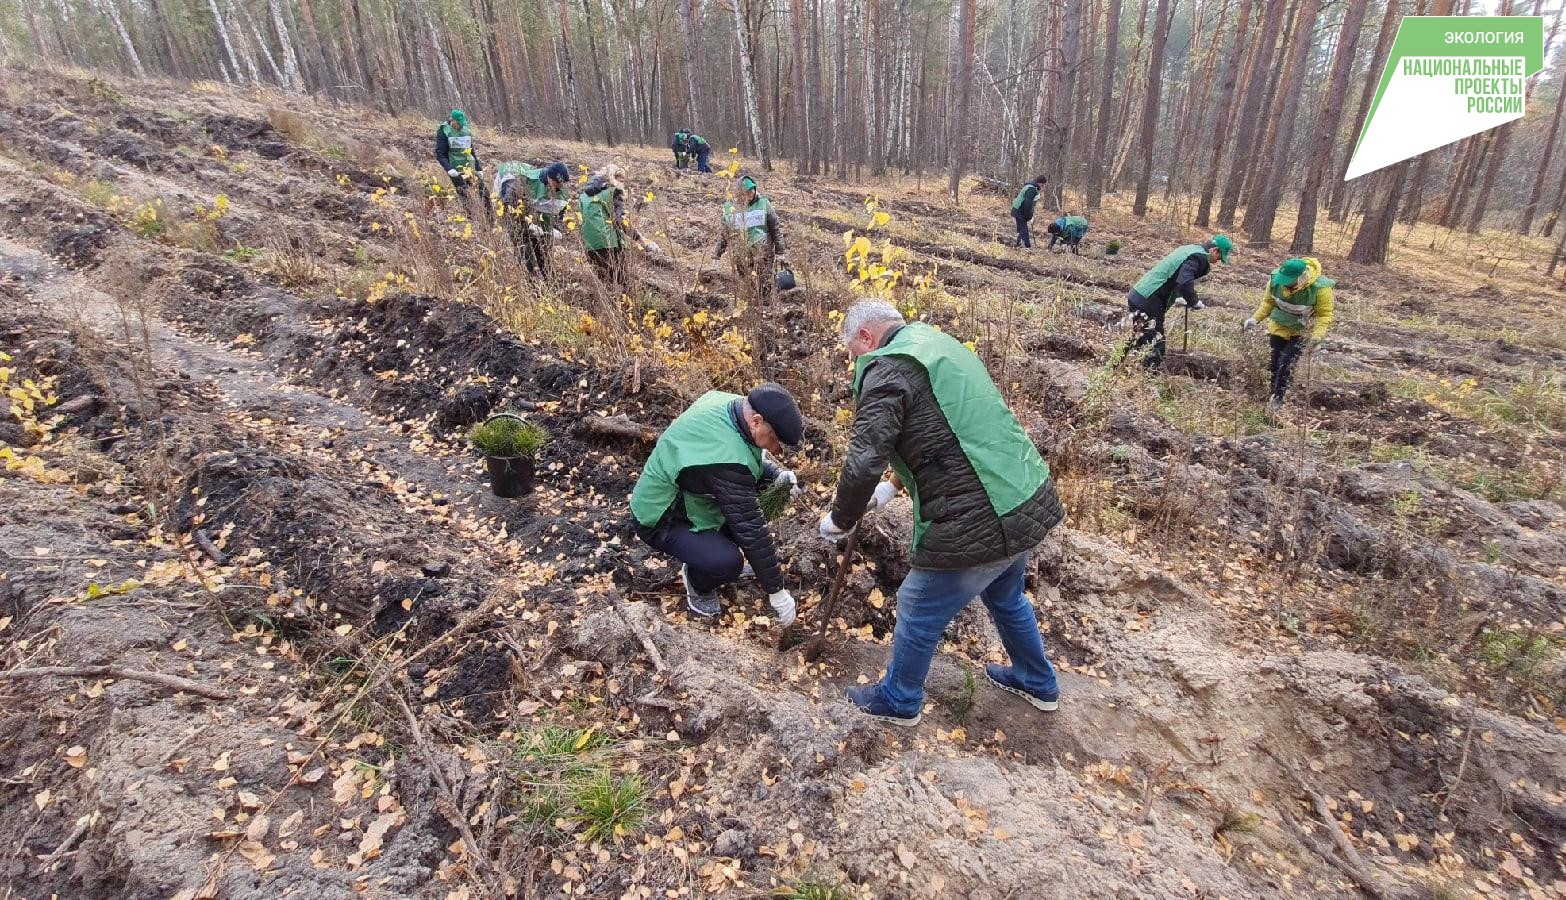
left=485, top=454, right=536, bottom=497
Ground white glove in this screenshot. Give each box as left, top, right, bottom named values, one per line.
left=551, top=228, right=564, bottom=241
left=528, top=223, right=544, bottom=237
left=446, top=168, right=459, bottom=178
left=867, top=480, right=897, bottom=511
left=776, top=470, right=802, bottom=498
left=767, top=590, right=796, bottom=627
left=641, top=240, right=661, bottom=255
left=1242, top=317, right=1257, bottom=330
left=818, top=510, right=848, bottom=542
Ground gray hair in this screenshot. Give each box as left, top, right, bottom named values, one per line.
left=841, top=299, right=905, bottom=345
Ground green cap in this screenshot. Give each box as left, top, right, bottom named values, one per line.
left=450, top=109, right=467, bottom=125
left=1272, top=258, right=1308, bottom=287
left=1211, top=234, right=1234, bottom=263
left=739, top=175, right=757, bottom=190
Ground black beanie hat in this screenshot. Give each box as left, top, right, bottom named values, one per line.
left=747, top=383, right=803, bottom=448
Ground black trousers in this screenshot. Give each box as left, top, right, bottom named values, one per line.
left=637, top=521, right=743, bottom=593
left=587, top=247, right=628, bottom=289
left=1269, top=334, right=1306, bottom=401
left=1127, top=290, right=1167, bottom=369
left=1014, top=211, right=1033, bottom=248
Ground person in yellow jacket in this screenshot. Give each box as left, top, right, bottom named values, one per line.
left=1244, top=257, right=1335, bottom=412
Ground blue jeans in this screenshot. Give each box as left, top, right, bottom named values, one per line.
left=876, top=551, right=1057, bottom=717
left=695, top=148, right=712, bottom=172
left=1013, top=212, right=1032, bottom=247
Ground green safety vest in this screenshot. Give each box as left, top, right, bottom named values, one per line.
left=852, top=322, right=1051, bottom=551
left=503, top=165, right=566, bottom=223
left=1061, top=215, right=1089, bottom=236
left=1012, top=184, right=1038, bottom=212
left=689, top=134, right=709, bottom=150
left=578, top=187, right=622, bottom=251
left=630, top=392, right=763, bottom=532
left=441, top=123, right=475, bottom=170
left=723, top=197, right=772, bottom=247
left=1268, top=276, right=1334, bottom=331
left=1132, top=244, right=1208, bottom=302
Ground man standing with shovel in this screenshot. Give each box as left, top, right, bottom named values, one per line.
left=818, top=300, right=1066, bottom=726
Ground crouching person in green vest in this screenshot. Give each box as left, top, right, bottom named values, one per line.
left=1046, top=214, right=1089, bottom=253
left=495, top=161, right=571, bottom=278
left=1125, top=235, right=1233, bottom=369
left=1244, top=256, right=1335, bottom=413
left=578, top=164, right=660, bottom=291
left=631, top=384, right=805, bottom=624
left=820, top=300, right=1067, bottom=726
left=711, top=175, right=786, bottom=305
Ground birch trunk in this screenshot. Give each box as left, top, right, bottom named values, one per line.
left=730, top=0, right=772, bottom=169
left=97, top=0, right=148, bottom=79
left=268, top=0, right=304, bottom=90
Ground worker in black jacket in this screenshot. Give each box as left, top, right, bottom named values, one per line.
left=1010, top=175, right=1048, bottom=248
left=434, top=109, right=489, bottom=212
left=1124, top=235, right=1234, bottom=368
left=629, top=384, right=804, bottom=623
left=821, top=300, right=1066, bottom=726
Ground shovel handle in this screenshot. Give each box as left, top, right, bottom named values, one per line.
left=810, top=527, right=861, bottom=646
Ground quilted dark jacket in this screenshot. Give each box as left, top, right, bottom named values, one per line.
left=831, top=325, right=1065, bottom=569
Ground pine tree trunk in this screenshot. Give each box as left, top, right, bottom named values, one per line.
left=1130, top=0, right=1174, bottom=217
left=1290, top=0, right=1368, bottom=252
left=1217, top=0, right=1286, bottom=228
left=1348, top=163, right=1408, bottom=263
left=833, top=0, right=848, bottom=176
left=1331, top=0, right=1404, bottom=221
left=678, top=0, right=703, bottom=124
left=948, top=0, right=977, bottom=200
left=1195, top=0, right=1254, bottom=226
left=1521, top=70, right=1566, bottom=232
left=294, top=0, right=334, bottom=90
left=1087, top=0, right=1123, bottom=207
left=1052, top=0, right=1084, bottom=191
left=787, top=0, right=814, bottom=170
left=580, top=0, right=617, bottom=144
left=730, top=0, right=772, bottom=169
left=554, top=0, right=586, bottom=140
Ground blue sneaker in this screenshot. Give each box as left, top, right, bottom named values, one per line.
left=845, top=684, right=922, bottom=727
left=984, top=664, right=1059, bottom=712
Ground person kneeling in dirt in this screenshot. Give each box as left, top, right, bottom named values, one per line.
left=711, top=175, right=787, bottom=305
left=1011, top=176, right=1048, bottom=248
left=494, top=161, right=571, bottom=278
left=1046, top=214, right=1089, bottom=253
left=435, top=109, right=490, bottom=213
left=631, top=384, right=804, bottom=625
left=1124, top=235, right=1233, bottom=369
left=1244, top=256, right=1334, bottom=414
left=820, top=300, right=1067, bottom=727
left=578, top=165, right=660, bottom=291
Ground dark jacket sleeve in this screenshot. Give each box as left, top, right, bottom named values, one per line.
left=831, top=360, right=907, bottom=531
left=434, top=128, right=451, bottom=171
left=1016, top=185, right=1038, bottom=219
left=765, top=207, right=784, bottom=254
left=686, top=463, right=785, bottom=594
left=472, top=151, right=482, bottom=172
left=1174, top=254, right=1209, bottom=306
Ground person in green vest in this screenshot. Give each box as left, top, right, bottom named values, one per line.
left=434, top=109, right=489, bottom=211
left=819, top=300, right=1067, bottom=727
left=1243, top=256, right=1335, bottom=413
left=1124, top=235, right=1234, bottom=369
left=685, top=132, right=712, bottom=172
left=631, top=384, right=805, bottom=623
left=711, top=175, right=787, bottom=303
left=1046, top=213, right=1090, bottom=253
left=578, top=164, right=661, bottom=289
left=671, top=130, right=690, bottom=169
left=494, top=161, right=571, bottom=278
left=1011, top=175, right=1048, bottom=248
